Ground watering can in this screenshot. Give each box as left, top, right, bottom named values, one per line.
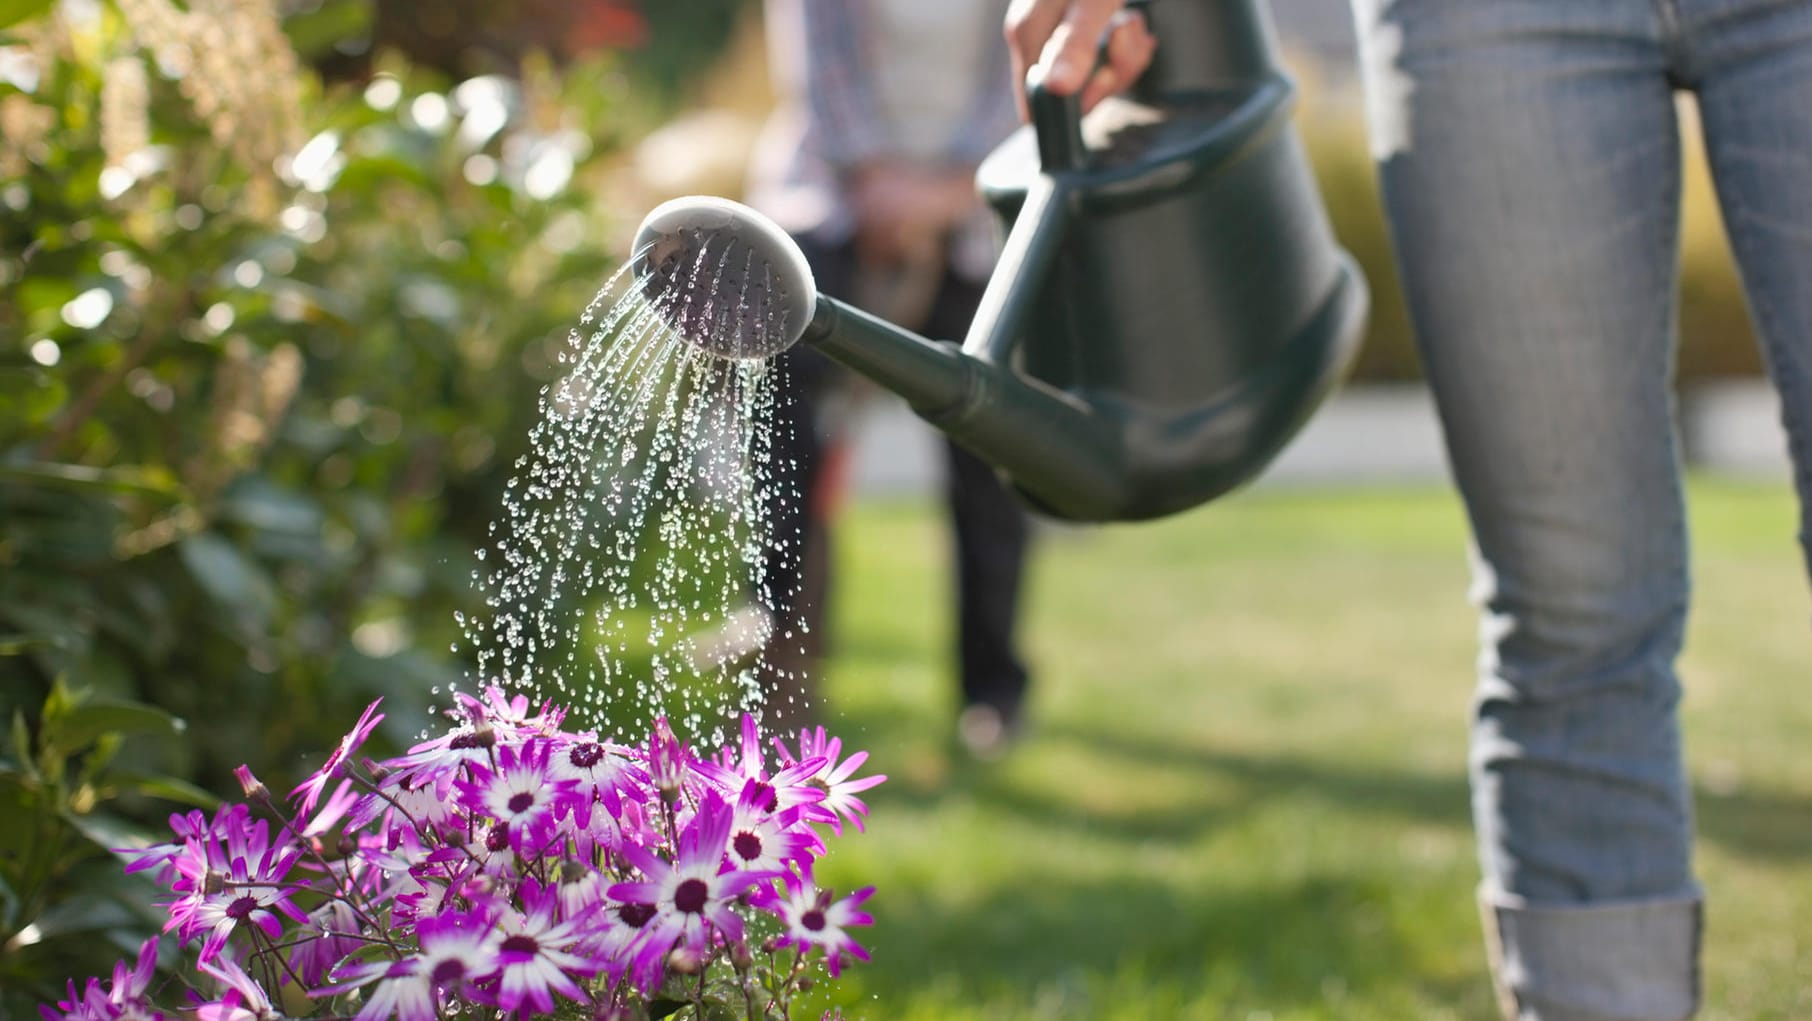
left=632, top=0, right=1366, bottom=522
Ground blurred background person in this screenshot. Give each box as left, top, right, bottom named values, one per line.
left=743, top=0, right=1036, bottom=755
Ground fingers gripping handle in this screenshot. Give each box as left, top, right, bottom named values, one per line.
left=1025, top=0, right=1156, bottom=174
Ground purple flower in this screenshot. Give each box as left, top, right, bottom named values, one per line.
left=193, top=959, right=275, bottom=1021
left=546, top=737, right=647, bottom=823
left=482, top=879, right=595, bottom=1018
left=724, top=780, right=822, bottom=874
left=643, top=716, right=694, bottom=803
left=607, top=790, right=774, bottom=969
left=39, top=937, right=161, bottom=1021
left=288, top=899, right=364, bottom=987
left=760, top=875, right=874, bottom=977
left=452, top=740, right=577, bottom=857
left=774, top=726, right=887, bottom=835
left=293, top=698, right=384, bottom=817
left=164, top=806, right=307, bottom=963
left=319, top=907, right=500, bottom=1021
left=460, top=684, right=567, bottom=740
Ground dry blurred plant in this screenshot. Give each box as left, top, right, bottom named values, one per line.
left=99, top=55, right=149, bottom=170
left=112, top=0, right=307, bottom=215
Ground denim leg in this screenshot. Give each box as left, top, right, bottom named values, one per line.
left=1353, top=2, right=1700, bottom=1017
left=1687, top=0, right=1812, bottom=575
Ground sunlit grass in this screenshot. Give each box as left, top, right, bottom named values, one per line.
left=800, top=478, right=1812, bottom=1020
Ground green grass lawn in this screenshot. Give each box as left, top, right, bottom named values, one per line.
left=796, top=478, right=1812, bottom=1021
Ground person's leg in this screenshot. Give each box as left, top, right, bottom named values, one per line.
left=1353, top=2, right=1699, bottom=1018
left=1689, top=0, right=1812, bottom=578
left=917, top=271, right=1035, bottom=745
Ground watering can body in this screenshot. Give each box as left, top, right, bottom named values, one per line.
left=799, top=0, right=1367, bottom=522
left=634, top=0, right=1366, bottom=523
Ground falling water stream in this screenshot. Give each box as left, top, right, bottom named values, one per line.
left=450, top=244, right=808, bottom=747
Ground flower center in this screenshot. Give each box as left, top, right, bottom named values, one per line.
left=749, top=781, right=779, bottom=814
left=507, top=791, right=535, bottom=814
left=619, top=902, right=656, bottom=928
left=485, top=823, right=510, bottom=852
left=801, top=909, right=827, bottom=932
left=499, top=934, right=539, bottom=956
left=569, top=742, right=604, bottom=768
left=429, top=959, right=467, bottom=986
left=674, top=878, right=710, bottom=914
left=732, top=831, right=763, bottom=862
left=449, top=733, right=484, bottom=750
left=224, top=895, right=259, bottom=921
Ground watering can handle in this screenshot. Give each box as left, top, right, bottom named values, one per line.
left=1024, top=0, right=1155, bottom=174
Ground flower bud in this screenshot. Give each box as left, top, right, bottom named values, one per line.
left=203, top=870, right=227, bottom=896
left=730, top=940, right=754, bottom=972
left=336, top=833, right=358, bottom=857
left=666, top=947, right=703, bottom=975
left=471, top=720, right=496, bottom=749
left=560, top=859, right=589, bottom=883
left=797, top=976, right=814, bottom=992
left=233, top=765, right=269, bottom=804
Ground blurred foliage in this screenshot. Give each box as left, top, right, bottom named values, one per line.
left=0, top=0, right=755, bottom=1003
left=0, top=680, right=213, bottom=1013
left=1293, top=79, right=1763, bottom=382
left=312, top=0, right=753, bottom=119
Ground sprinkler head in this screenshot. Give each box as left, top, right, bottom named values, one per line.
left=631, top=196, right=817, bottom=361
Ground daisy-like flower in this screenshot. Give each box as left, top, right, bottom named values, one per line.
left=481, top=878, right=595, bottom=1018
left=759, top=875, right=874, bottom=978
left=461, top=684, right=567, bottom=741
left=723, top=779, right=822, bottom=875
left=317, top=906, right=500, bottom=1021
left=773, top=726, right=887, bottom=835
left=606, top=790, right=774, bottom=971
left=452, top=739, right=577, bottom=857
left=193, top=959, right=276, bottom=1021
left=696, top=716, right=829, bottom=821
left=120, top=806, right=232, bottom=885
left=164, top=806, right=307, bottom=963
left=39, top=937, right=161, bottom=1021
left=547, top=736, right=647, bottom=823
left=293, top=698, right=384, bottom=817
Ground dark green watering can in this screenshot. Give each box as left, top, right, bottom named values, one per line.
left=632, top=0, right=1366, bottom=522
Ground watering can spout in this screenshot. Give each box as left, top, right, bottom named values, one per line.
left=630, top=196, right=1133, bottom=520
left=630, top=0, right=1368, bottom=523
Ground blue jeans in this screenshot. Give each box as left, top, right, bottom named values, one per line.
left=1351, top=1, right=1812, bottom=1017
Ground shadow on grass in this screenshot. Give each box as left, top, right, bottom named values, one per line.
left=861, top=871, right=1488, bottom=1017
left=824, top=703, right=1812, bottom=1017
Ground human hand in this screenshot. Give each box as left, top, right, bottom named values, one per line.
left=850, top=164, right=976, bottom=266
left=1004, top=0, right=1156, bottom=118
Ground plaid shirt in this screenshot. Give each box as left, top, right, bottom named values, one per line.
left=749, top=0, right=1018, bottom=251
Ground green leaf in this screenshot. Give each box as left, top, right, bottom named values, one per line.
left=0, top=462, right=184, bottom=499
left=0, top=633, right=53, bottom=656
left=178, top=532, right=277, bottom=626
left=44, top=696, right=187, bottom=752
left=60, top=808, right=157, bottom=858
left=114, top=772, right=219, bottom=810
left=18, top=880, right=139, bottom=940
left=646, top=999, right=688, bottom=1020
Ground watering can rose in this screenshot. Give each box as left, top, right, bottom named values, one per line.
left=43, top=689, right=883, bottom=1021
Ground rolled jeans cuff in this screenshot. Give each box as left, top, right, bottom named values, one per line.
left=1480, top=885, right=1702, bottom=1021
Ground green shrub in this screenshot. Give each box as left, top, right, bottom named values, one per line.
left=0, top=1, right=682, bottom=1001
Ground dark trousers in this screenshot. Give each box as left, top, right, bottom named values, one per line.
left=763, top=238, right=1032, bottom=713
